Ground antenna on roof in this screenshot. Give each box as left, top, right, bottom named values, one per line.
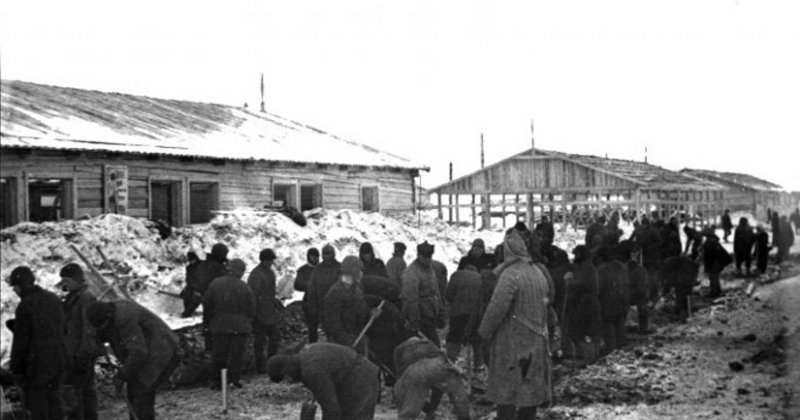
left=530, top=119, right=535, bottom=155
left=480, top=133, right=485, bottom=169
left=449, top=162, right=453, bottom=181
left=645, top=146, right=648, bottom=164
left=260, top=73, right=266, bottom=113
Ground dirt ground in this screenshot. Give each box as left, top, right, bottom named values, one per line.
left=96, top=257, right=800, bottom=420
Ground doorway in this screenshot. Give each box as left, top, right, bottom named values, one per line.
left=28, top=178, right=74, bottom=222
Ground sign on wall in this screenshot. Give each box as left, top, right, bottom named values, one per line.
left=104, top=165, right=128, bottom=214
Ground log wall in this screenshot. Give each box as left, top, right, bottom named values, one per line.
left=0, top=148, right=418, bottom=227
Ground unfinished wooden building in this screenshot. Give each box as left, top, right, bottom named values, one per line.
left=680, top=169, right=798, bottom=222
left=0, top=80, right=428, bottom=228
left=429, top=148, right=725, bottom=230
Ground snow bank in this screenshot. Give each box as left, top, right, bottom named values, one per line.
left=1, top=209, right=510, bottom=364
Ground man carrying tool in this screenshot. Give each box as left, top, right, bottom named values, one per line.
left=322, top=256, right=372, bottom=355
left=266, top=342, right=380, bottom=420
left=58, top=263, right=103, bottom=420
left=86, top=299, right=180, bottom=420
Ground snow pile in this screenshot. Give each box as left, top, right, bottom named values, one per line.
left=1, top=209, right=510, bottom=364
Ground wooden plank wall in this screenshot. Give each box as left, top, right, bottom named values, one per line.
left=0, top=149, right=417, bottom=225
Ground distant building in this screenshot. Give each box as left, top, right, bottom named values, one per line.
left=430, top=148, right=724, bottom=229
left=0, top=80, right=428, bottom=228
left=680, top=168, right=797, bottom=221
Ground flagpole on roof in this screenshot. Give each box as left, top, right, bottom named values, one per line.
left=260, top=73, right=266, bottom=113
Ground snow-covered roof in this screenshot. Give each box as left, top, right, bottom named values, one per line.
left=0, top=80, right=428, bottom=171
left=679, top=168, right=783, bottom=192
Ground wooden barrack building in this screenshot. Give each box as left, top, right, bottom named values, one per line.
left=0, top=80, right=428, bottom=228
left=430, top=148, right=725, bottom=230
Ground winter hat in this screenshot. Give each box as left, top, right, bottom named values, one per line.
left=210, top=243, right=229, bottom=261
left=87, top=301, right=114, bottom=327
left=359, top=242, right=374, bottom=255
left=472, top=238, right=485, bottom=249
left=307, top=247, right=320, bottom=257
left=417, top=241, right=435, bottom=258
left=59, top=263, right=85, bottom=283
left=7, top=266, right=35, bottom=287
left=187, top=251, right=199, bottom=262
left=341, top=256, right=364, bottom=277
left=322, top=244, right=336, bottom=257
left=393, top=242, right=407, bottom=253
left=572, top=245, right=589, bottom=260
left=260, top=248, right=277, bottom=262
left=228, top=259, right=246, bottom=277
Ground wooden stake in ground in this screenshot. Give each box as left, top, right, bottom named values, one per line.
left=221, top=369, right=228, bottom=414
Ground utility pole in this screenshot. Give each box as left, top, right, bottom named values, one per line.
left=449, top=162, right=453, bottom=181
left=480, top=133, right=485, bottom=169
left=645, top=146, right=648, bottom=164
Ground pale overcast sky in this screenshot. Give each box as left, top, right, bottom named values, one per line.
left=2, top=0, right=799, bottom=191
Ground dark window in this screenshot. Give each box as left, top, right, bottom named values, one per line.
left=300, top=184, right=322, bottom=211
left=150, top=181, right=181, bottom=226
left=361, top=186, right=379, bottom=212
left=28, top=178, right=73, bottom=222
left=1, top=178, right=18, bottom=228
left=273, top=184, right=297, bottom=208
left=190, top=182, right=219, bottom=224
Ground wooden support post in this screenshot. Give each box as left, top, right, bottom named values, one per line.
left=455, top=194, right=460, bottom=225
left=561, top=192, right=568, bottom=233
left=501, top=194, right=507, bottom=228
left=448, top=194, right=453, bottom=223
left=471, top=194, right=476, bottom=228
left=437, top=194, right=443, bottom=220
left=525, top=193, right=533, bottom=228
left=635, top=189, right=641, bottom=222
left=482, top=194, right=491, bottom=230
left=515, top=194, right=520, bottom=222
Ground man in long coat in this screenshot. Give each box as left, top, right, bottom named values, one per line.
left=58, top=263, right=103, bottom=420
left=87, top=300, right=180, bottom=420
left=267, top=343, right=379, bottom=420
left=596, top=246, right=630, bottom=353
left=478, top=229, right=552, bottom=420
left=721, top=209, right=733, bottom=243
left=203, top=259, right=255, bottom=388
left=702, top=228, right=732, bottom=298
left=567, top=246, right=604, bottom=365
left=733, top=217, right=755, bottom=276
left=248, top=249, right=282, bottom=372
left=753, top=225, right=771, bottom=274
left=9, top=266, right=68, bottom=420
left=385, top=242, right=408, bottom=289
left=401, top=241, right=445, bottom=346
left=306, top=244, right=341, bottom=342
left=179, top=251, right=203, bottom=317
left=443, top=266, right=482, bottom=363
left=293, top=247, right=320, bottom=342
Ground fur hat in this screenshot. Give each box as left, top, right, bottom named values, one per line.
left=417, top=241, right=435, bottom=258
left=341, top=256, right=364, bottom=277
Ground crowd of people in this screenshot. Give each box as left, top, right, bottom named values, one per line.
left=5, top=208, right=797, bottom=420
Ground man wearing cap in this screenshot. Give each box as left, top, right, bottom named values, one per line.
left=86, top=300, right=179, bottom=420
left=457, top=238, right=496, bottom=273
left=203, top=259, right=255, bottom=389
left=323, top=256, right=370, bottom=354
left=359, top=242, right=388, bottom=278
left=8, top=266, right=68, bottom=420
left=195, top=243, right=229, bottom=349
left=401, top=241, right=445, bottom=346
left=386, top=242, right=408, bottom=289
left=293, top=247, right=320, bottom=342
left=306, top=244, right=341, bottom=342
left=266, top=342, right=379, bottom=420
left=248, top=249, right=282, bottom=373
left=58, top=263, right=103, bottom=420
left=596, top=245, right=630, bottom=353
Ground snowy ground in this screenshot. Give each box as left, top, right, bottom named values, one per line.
left=2, top=209, right=797, bottom=419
